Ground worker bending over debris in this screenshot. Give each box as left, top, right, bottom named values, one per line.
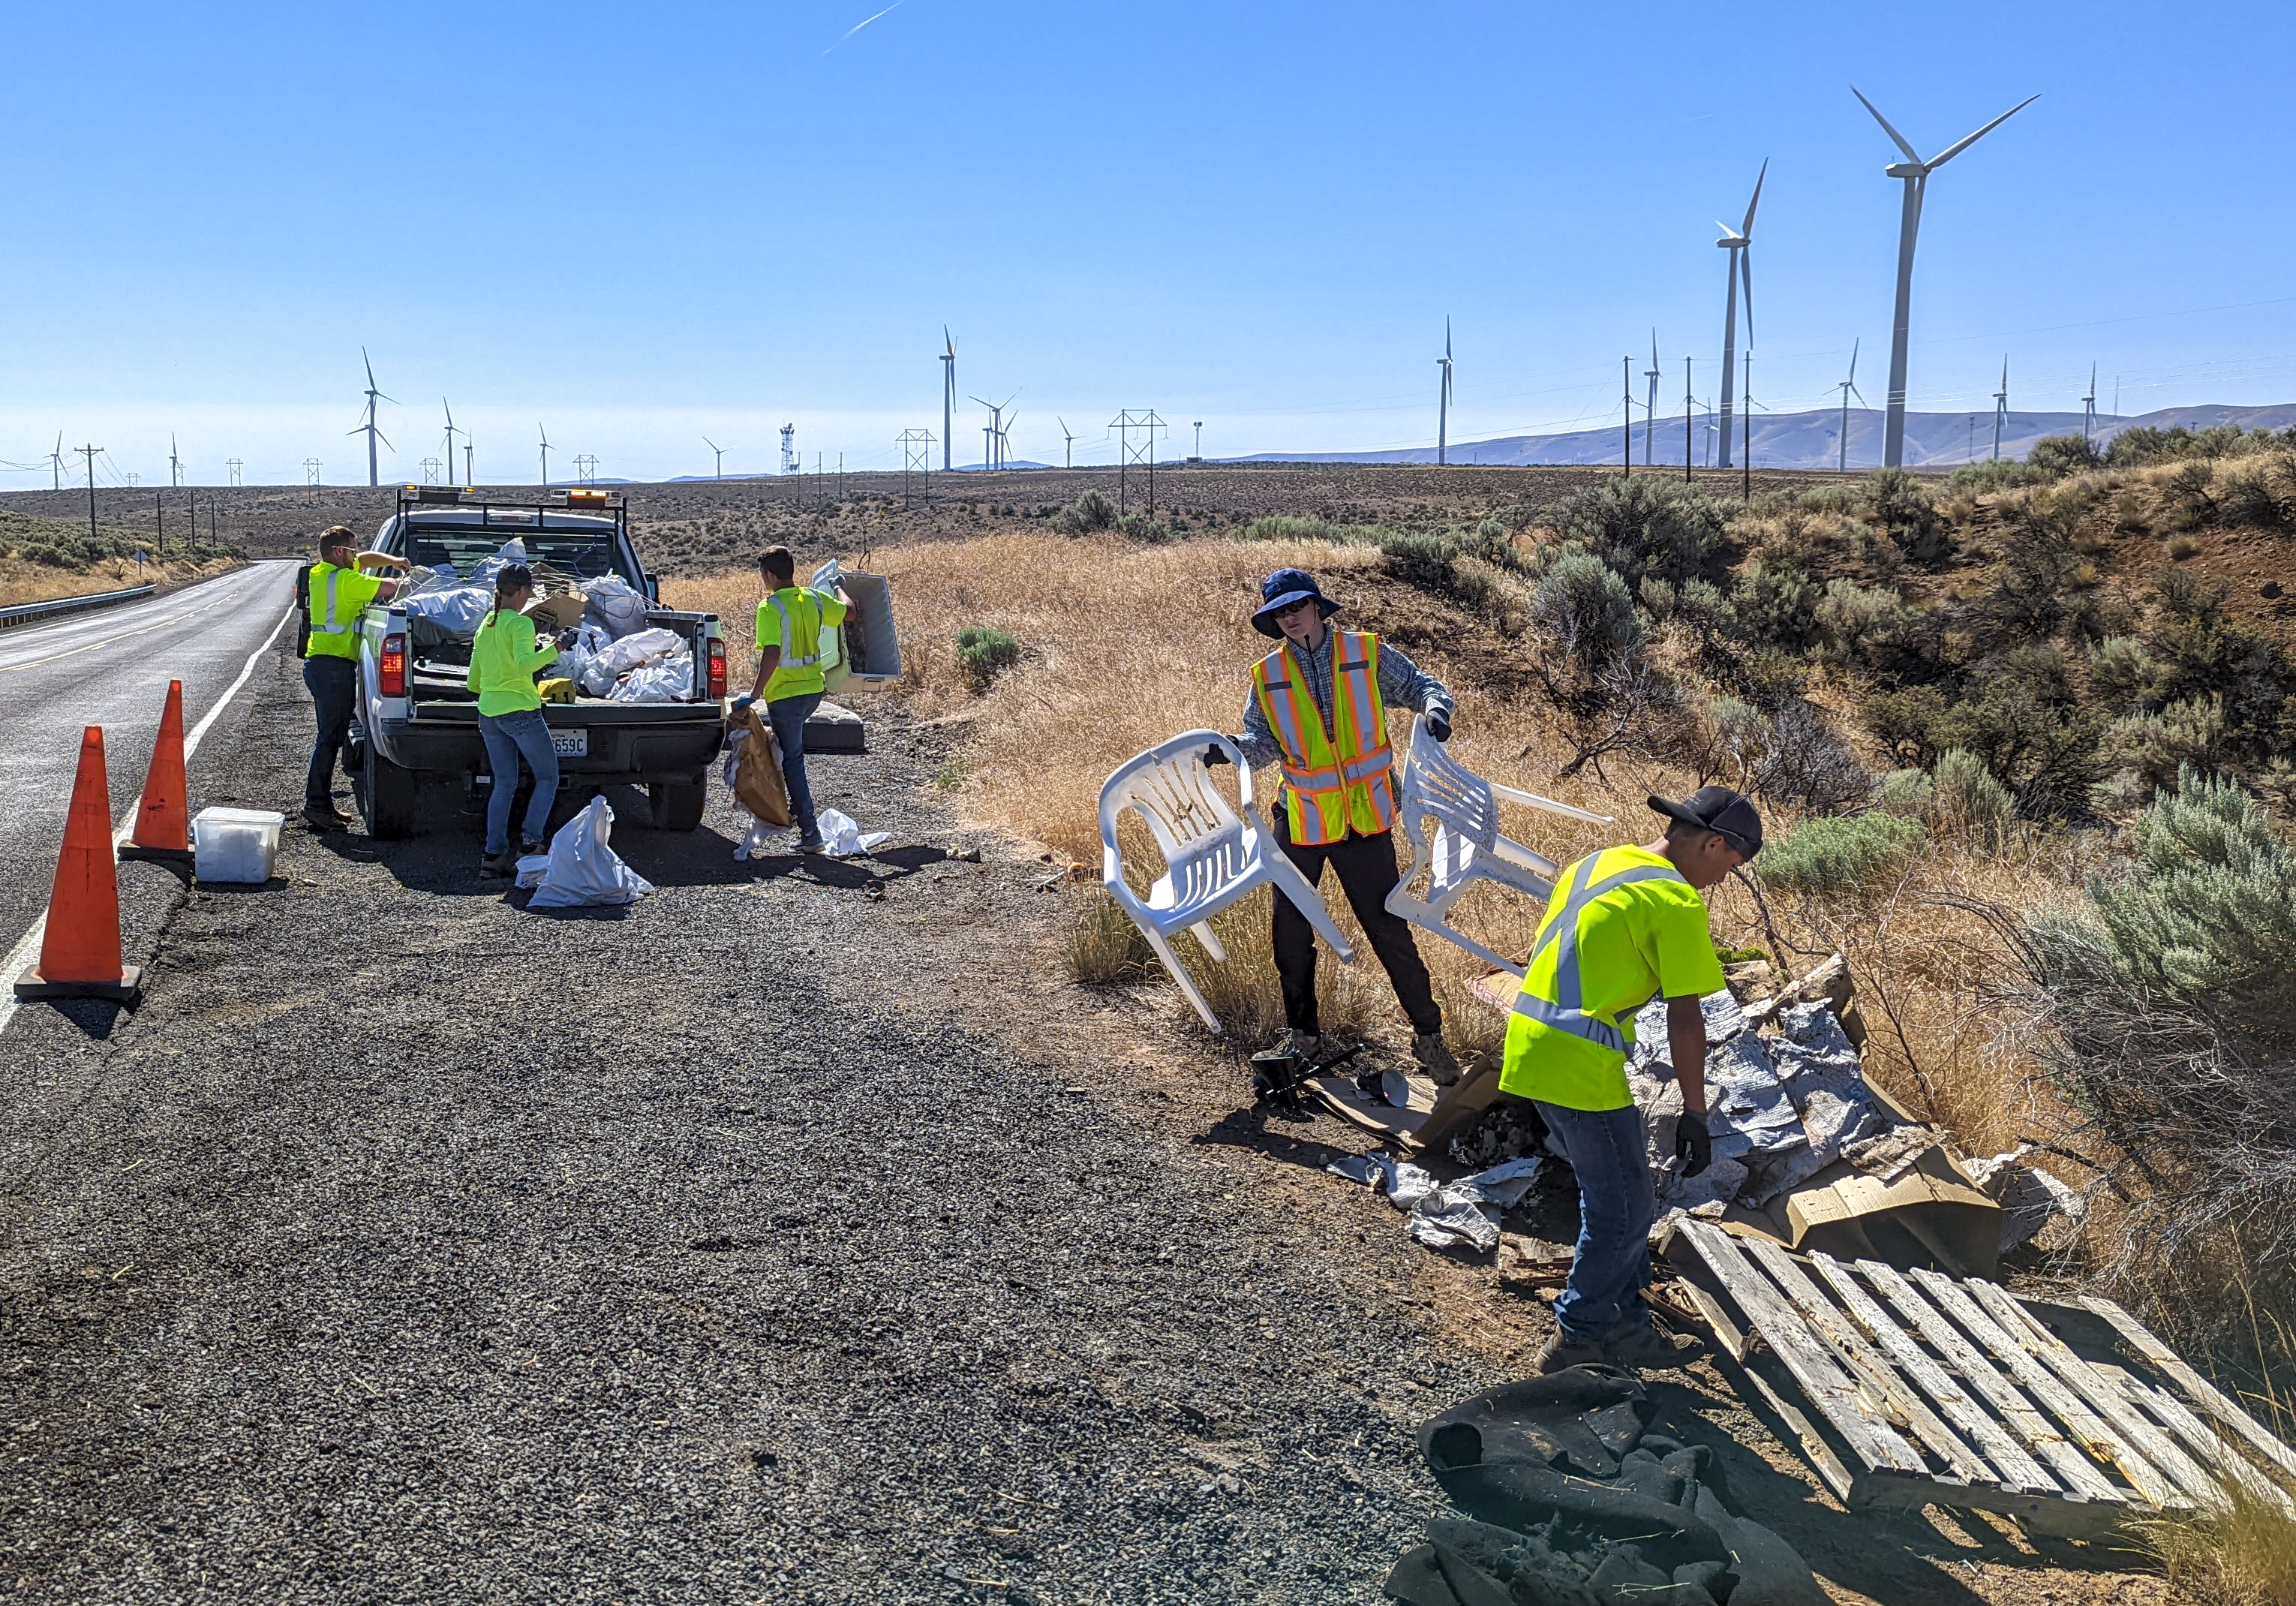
left=467, top=562, right=566, bottom=880
left=1213, top=567, right=1461, bottom=1084
left=1506, top=786, right=1761, bottom=1375
left=301, top=525, right=404, bottom=830
left=735, top=546, right=849, bottom=855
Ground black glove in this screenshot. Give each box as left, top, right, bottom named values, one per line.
left=1675, top=1111, right=1712, bottom=1178
left=1201, top=744, right=1231, bottom=767
left=1425, top=707, right=1452, bottom=743
left=555, top=629, right=580, bottom=649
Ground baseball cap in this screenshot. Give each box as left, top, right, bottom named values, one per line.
left=1647, top=786, right=1763, bottom=859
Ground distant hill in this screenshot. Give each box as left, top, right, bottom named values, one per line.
left=1234, top=403, right=2296, bottom=473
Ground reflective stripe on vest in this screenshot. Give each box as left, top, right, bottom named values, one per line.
left=770, top=591, right=822, bottom=668
left=1509, top=855, right=1690, bottom=1054
left=1250, top=630, right=1394, bottom=846
left=308, top=565, right=355, bottom=646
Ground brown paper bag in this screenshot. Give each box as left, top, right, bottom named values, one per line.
left=733, top=704, right=792, bottom=827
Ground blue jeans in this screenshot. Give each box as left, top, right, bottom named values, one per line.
left=767, top=690, right=825, bottom=837
left=478, top=708, right=560, bottom=856
left=1533, top=1099, right=1656, bottom=1345
left=303, top=655, right=357, bottom=809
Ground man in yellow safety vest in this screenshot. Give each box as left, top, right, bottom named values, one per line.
left=301, top=525, right=404, bottom=830
left=733, top=544, right=849, bottom=853
left=1503, top=786, right=1761, bottom=1374
left=1215, top=567, right=1461, bottom=1083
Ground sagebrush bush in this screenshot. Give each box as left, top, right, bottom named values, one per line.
left=1757, top=811, right=1926, bottom=898
left=1051, top=489, right=1116, bottom=534
left=1551, top=478, right=1729, bottom=590
left=1527, top=551, right=1643, bottom=672
left=1932, top=747, right=2017, bottom=841
left=955, top=624, right=1021, bottom=693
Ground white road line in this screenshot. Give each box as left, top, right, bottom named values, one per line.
left=0, top=597, right=300, bottom=1036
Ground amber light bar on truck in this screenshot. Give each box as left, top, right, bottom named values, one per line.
left=380, top=631, right=408, bottom=696
left=564, top=488, right=610, bottom=507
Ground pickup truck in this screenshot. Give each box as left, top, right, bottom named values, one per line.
left=347, top=489, right=727, bottom=839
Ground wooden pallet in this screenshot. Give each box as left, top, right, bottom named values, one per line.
left=1667, top=1217, right=2296, bottom=1536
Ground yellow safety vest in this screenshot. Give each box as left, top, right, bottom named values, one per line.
left=1250, top=630, right=1395, bottom=845
left=1501, top=846, right=1700, bottom=1111
left=304, top=561, right=379, bottom=660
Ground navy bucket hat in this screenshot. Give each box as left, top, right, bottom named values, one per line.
left=1250, top=567, right=1342, bottom=638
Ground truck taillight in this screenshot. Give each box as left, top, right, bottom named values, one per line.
left=707, top=637, right=727, bottom=700
left=380, top=632, right=407, bottom=697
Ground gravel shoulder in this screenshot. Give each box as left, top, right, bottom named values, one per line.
left=0, top=634, right=2167, bottom=1606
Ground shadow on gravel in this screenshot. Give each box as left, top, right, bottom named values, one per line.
left=30, top=997, right=131, bottom=1041
left=1195, top=1102, right=1367, bottom=1174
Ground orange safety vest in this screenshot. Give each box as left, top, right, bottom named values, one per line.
left=1251, top=630, right=1396, bottom=845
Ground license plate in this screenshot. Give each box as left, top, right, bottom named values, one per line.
left=550, top=727, right=588, bottom=757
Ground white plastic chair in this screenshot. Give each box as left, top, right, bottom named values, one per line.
left=1099, top=729, right=1356, bottom=1034
left=1385, top=715, right=1615, bottom=976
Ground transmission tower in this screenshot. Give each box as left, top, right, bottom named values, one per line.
left=305, top=458, right=322, bottom=486
left=226, top=458, right=243, bottom=487
left=573, top=453, right=599, bottom=484
left=1108, top=410, right=1168, bottom=516
left=420, top=456, right=442, bottom=483
left=897, top=429, right=935, bottom=510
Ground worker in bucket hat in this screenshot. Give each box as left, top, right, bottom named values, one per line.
left=1505, top=785, right=1762, bottom=1376
left=1209, top=568, right=1461, bottom=1085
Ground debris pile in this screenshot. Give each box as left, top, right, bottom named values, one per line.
left=1387, top=1369, right=1827, bottom=1606
left=1329, top=1154, right=1544, bottom=1254
left=1967, top=1144, right=2087, bottom=1253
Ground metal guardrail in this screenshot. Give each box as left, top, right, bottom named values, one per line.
left=0, top=583, right=158, bottom=632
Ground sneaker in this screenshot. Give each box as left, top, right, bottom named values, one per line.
left=1270, top=1027, right=1328, bottom=1067
left=520, top=837, right=547, bottom=856
left=794, top=834, right=827, bottom=853
left=1413, top=1030, right=1462, bottom=1087
left=1603, top=1321, right=1708, bottom=1372
left=479, top=851, right=518, bottom=880
left=302, top=803, right=350, bottom=831
left=1532, top=1330, right=1609, bottom=1375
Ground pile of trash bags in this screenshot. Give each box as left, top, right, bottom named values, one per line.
left=1387, top=1369, right=1826, bottom=1606
left=398, top=540, right=690, bottom=703
left=397, top=537, right=536, bottom=636
left=1629, top=991, right=1928, bottom=1217
left=1329, top=1154, right=1544, bottom=1254
left=566, top=625, right=692, bottom=702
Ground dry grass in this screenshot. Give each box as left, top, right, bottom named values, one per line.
left=0, top=552, right=240, bottom=609
left=2141, top=1472, right=2296, bottom=1605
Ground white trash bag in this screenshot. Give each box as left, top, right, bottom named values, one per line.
left=814, top=808, right=891, bottom=858
left=527, top=796, right=654, bottom=909
left=606, top=644, right=693, bottom=703
left=584, top=573, right=650, bottom=639
left=578, top=625, right=682, bottom=697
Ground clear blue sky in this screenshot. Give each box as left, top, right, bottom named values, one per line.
left=5, top=0, right=2291, bottom=486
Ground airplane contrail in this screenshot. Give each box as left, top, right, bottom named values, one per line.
left=825, top=0, right=904, bottom=54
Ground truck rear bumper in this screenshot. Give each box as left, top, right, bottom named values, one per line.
left=370, top=705, right=726, bottom=785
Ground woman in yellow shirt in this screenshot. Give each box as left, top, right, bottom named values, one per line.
left=465, top=563, right=563, bottom=877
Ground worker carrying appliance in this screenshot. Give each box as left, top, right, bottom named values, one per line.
left=1505, top=786, right=1761, bottom=1376
left=301, top=525, right=405, bottom=830
left=734, top=545, right=850, bottom=855
left=1212, top=567, right=1461, bottom=1085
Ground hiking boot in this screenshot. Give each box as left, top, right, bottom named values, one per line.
left=1413, top=1030, right=1462, bottom=1086
left=1270, top=1027, right=1332, bottom=1068
left=794, top=834, right=827, bottom=853
left=302, top=803, right=350, bottom=831
left=520, top=837, right=547, bottom=856
left=479, top=851, right=518, bottom=880
left=1603, top=1321, right=1708, bottom=1372
left=1532, top=1330, right=1609, bottom=1375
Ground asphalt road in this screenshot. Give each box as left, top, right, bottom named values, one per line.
left=0, top=561, right=300, bottom=958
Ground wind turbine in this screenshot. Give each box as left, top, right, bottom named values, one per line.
left=1000, top=410, right=1020, bottom=468
left=50, top=432, right=65, bottom=491
left=1714, top=161, right=1765, bottom=471
left=1835, top=339, right=1865, bottom=473
left=704, top=437, right=728, bottom=480
left=2082, top=363, right=2098, bottom=444
left=1991, top=356, right=2009, bottom=461
left=1058, top=417, right=1075, bottom=469
left=940, top=328, right=957, bottom=472
left=538, top=423, right=551, bottom=486
left=1643, top=332, right=1661, bottom=469
left=168, top=434, right=184, bottom=488
left=1852, top=86, right=2040, bottom=468
left=351, top=348, right=394, bottom=487
left=443, top=400, right=464, bottom=485
left=1436, top=318, right=1453, bottom=466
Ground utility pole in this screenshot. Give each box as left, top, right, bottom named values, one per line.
left=78, top=444, right=101, bottom=540
left=1622, top=355, right=1633, bottom=477
left=1684, top=358, right=1693, bottom=484
left=156, top=492, right=164, bottom=556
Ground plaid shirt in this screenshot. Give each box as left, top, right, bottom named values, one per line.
left=1235, top=627, right=1451, bottom=771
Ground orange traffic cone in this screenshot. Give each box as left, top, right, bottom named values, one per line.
left=14, top=726, right=143, bottom=1005
left=121, top=678, right=194, bottom=863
